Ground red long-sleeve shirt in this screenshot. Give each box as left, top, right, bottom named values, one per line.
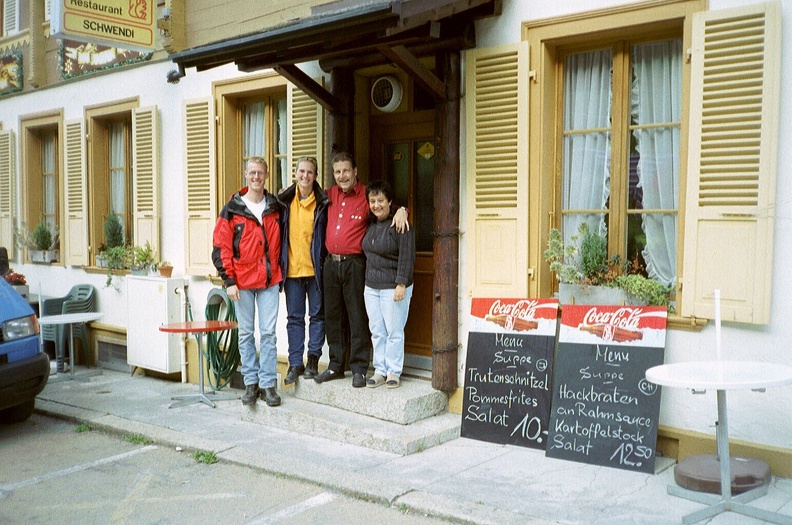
left=325, top=182, right=369, bottom=256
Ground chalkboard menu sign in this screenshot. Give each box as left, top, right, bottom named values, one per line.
left=461, top=298, right=559, bottom=449
left=545, top=305, right=667, bottom=473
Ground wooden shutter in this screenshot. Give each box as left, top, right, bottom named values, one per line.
left=465, top=42, right=530, bottom=297
left=287, top=81, right=324, bottom=180
left=132, top=106, right=160, bottom=255
left=183, top=97, right=216, bottom=276
left=3, top=0, right=18, bottom=36
left=681, top=2, right=780, bottom=324
left=64, top=118, right=89, bottom=266
left=0, top=129, right=15, bottom=259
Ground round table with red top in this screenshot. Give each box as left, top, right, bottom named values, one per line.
left=159, top=320, right=239, bottom=408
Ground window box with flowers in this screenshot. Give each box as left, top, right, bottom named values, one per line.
left=15, top=220, right=60, bottom=264
left=3, top=269, right=28, bottom=297
left=544, top=222, right=673, bottom=309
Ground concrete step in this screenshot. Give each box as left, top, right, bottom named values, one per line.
left=288, top=374, right=448, bottom=425
left=241, top=392, right=461, bottom=455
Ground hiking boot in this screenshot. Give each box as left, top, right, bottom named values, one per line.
left=303, top=355, right=319, bottom=379
left=284, top=365, right=305, bottom=385
left=241, top=384, right=260, bottom=405
left=261, top=387, right=281, bottom=407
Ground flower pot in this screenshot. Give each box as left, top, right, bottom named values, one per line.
left=30, top=249, right=59, bottom=263
left=130, top=266, right=148, bottom=276
left=95, top=254, right=109, bottom=268
left=559, top=283, right=646, bottom=306
left=158, top=265, right=173, bottom=278
left=11, top=284, right=29, bottom=297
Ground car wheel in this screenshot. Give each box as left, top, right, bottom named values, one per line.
left=0, top=400, right=35, bottom=423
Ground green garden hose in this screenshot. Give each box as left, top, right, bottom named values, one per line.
left=201, top=288, right=240, bottom=390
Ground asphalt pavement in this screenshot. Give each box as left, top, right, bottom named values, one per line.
left=34, top=368, right=792, bottom=525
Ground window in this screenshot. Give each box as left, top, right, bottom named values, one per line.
left=20, top=113, right=62, bottom=262
left=241, top=96, right=288, bottom=193
left=107, top=119, right=132, bottom=239
left=184, top=73, right=323, bottom=275
left=87, top=114, right=133, bottom=250
left=560, top=38, right=682, bottom=288
left=80, top=100, right=160, bottom=265
left=2, top=0, right=19, bottom=37
left=40, top=131, right=57, bottom=231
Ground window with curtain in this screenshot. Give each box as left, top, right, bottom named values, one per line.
left=108, top=119, right=132, bottom=240
left=41, top=131, right=57, bottom=232
left=560, top=38, right=682, bottom=287
left=241, top=95, right=288, bottom=193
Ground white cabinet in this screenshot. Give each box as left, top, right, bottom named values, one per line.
left=127, top=276, right=186, bottom=373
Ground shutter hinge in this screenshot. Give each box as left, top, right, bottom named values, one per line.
left=686, top=48, right=692, bottom=64
left=528, top=70, right=537, bottom=83
left=528, top=267, right=535, bottom=280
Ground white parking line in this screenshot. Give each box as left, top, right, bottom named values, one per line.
left=0, top=445, right=158, bottom=495
left=245, top=492, right=336, bottom=525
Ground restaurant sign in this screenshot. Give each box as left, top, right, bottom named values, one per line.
left=51, top=0, right=156, bottom=52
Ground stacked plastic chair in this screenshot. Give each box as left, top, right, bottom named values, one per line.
left=41, top=285, right=96, bottom=372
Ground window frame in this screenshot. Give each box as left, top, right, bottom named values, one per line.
left=556, top=34, right=683, bottom=284
left=85, top=98, right=138, bottom=260
left=524, top=0, right=705, bottom=326
left=214, top=71, right=288, bottom=206
left=20, top=111, right=63, bottom=264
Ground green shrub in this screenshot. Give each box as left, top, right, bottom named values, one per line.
left=104, top=213, right=124, bottom=249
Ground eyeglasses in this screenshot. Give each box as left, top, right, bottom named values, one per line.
left=247, top=170, right=266, bottom=176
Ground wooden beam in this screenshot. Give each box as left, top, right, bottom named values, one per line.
left=377, top=44, right=447, bottom=100
left=432, top=50, right=461, bottom=392
left=319, top=26, right=475, bottom=71
left=272, top=65, right=341, bottom=113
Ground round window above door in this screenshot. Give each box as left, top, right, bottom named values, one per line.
left=371, top=76, right=403, bottom=113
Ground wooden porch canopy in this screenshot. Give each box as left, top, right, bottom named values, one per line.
left=170, top=0, right=502, bottom=393
left=169, top=0, right=501, bottom=110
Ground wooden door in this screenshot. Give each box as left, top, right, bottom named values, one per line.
left=370, top=111, right=434, bottom=369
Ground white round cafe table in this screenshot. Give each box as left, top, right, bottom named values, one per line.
left=646, top=361, right=792, bottom=525
left=38, top=312, right=104, bottom=382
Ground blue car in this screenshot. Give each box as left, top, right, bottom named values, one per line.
left=0, top=278, right=49, bottom=422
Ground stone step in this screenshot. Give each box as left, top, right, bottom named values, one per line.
left=287, top=374, right=448, bottom=425
left=241, top=392, right=461, bottom=455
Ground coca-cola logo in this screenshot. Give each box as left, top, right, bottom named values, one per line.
left=488, top=299, right=538, bottom=320
left=581, top=307, right=641, bottom=330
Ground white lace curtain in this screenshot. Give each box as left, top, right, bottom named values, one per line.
left=243, top=101, right=265, bottom=186
left=109, top=121, right=127, bottom=240
left=41, top=133, right=56, bottom=232
left=562, top=49, right=612, bottom=241
left=562, top=40, right=681, bottom=287
left=631, top=40, right=682, bottom=287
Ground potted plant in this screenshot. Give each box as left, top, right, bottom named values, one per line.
left=3, top=269, right=28, bottom=297
left=544, top=222, right=672, bottom=308
left=15, top=220, right=59, bottom=263
left=131, top=242, right=156, bottom=275
left=104, top=244, right=132, bottom=287
left=95, top=243, right=108, bottom=268
left=104, top=213, right=124, bottom=250
left=157, top=260, right=174, bottom=278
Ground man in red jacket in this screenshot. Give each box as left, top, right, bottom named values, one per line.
left=212, top=157, right=284, bottom=407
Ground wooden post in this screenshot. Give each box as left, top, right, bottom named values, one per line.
left=328, top=67, right=355, bottom=184
left=432, top=51, right=460, bottom=392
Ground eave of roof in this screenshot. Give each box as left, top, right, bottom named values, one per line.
left=171, top=3, right=400, bottom=71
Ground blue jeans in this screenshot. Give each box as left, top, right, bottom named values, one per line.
left=284, top=277, right=324, bottom=366
left=363, top=285, right=413, bottom=378
left=237, top=284, right=279, bottom=389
